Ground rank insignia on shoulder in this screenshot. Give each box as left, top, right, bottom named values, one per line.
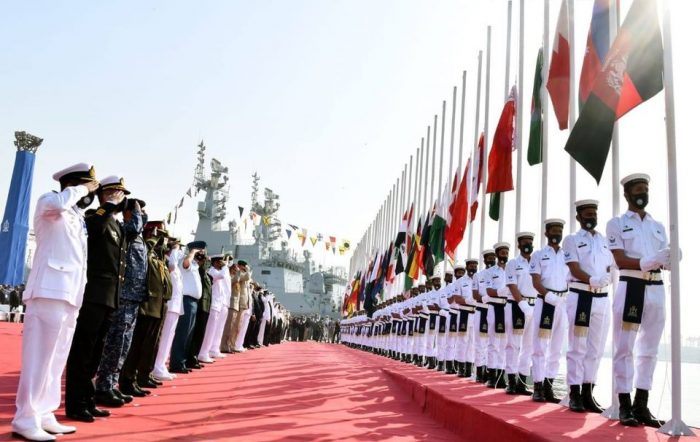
left=96, top=208, right=106, bottom=216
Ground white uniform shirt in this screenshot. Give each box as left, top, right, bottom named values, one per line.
left=458, top=275, right=475, bottom=304
left=23, top=186, right=89, bottom=308
left=606, top=211, right=668, bottom=259
left=489, top=265, right=508, bottom=298
left=181, top=260, right=202, bottom=300
left=563, top=229, right=614, bottom=281
left=167, top=249, right=185, bottom=314
left=208, top=266, right=228, bottom=312
left=529, top=245, right=569, bottom=292
left=474, top=268, right=493, bottom=304
left=505, top=255, right=537, bottom=297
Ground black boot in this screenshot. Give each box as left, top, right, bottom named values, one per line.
left=619, top=393, right=640, bottom=427
left=475, top=365, right=484, bottom=382
left=495, top=369, right=507, bottom=388
left=426, top=357, right=436, bottom=370
left=437, top=360, right=445, bottom=372
left=516, top=374, right=532, bottom=395
left=445, top=360, right=456, bottom=375
left=505, top=374, right=517, bottom=394
left=477, top=366, right=488, bottom=383
left=632, top=389, right=665, bottom=428
left=581, top=383, right=604, bottom=413
left=464, top=362, right=473, bottom=378
left=485, top=368, right=497, bottom=388
left=568, top=385, right=585, bottom=412
left=543, top=378, right=560, bottom=403
left=532, top=382, right=546, bottom=402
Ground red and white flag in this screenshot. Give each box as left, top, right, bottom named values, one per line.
left=547, top=0, right=571, bottom=130
left=469, top=133, right=484, bottom=222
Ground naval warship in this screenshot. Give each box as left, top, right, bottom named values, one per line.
left=191, top=142, right=347, bottom=317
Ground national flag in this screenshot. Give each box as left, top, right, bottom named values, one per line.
left=486, top=85, right=517, bottom=194
left=429, top=183, right=450, bottom=266
left=419, top=211, right=434, bottom=277
left=445, top=156, right=471, bottom=258
left=528, top=48, right=545, bottom=165
left=565, top=0, right=663, bottom=183
left=405, top=232, right=420, bottom=289
left=547, top=0, right=571, bottom=130
left=446, top=170, right=460, bottom=232
left=489, top=192, right=501, bottom=221
left=238, top=206, right=244, bottom=218
left=579, top=0, right=614, bottom=108
left=469, top=133, right=484, bottom=222
left=393, top=208, right=411, bottom=275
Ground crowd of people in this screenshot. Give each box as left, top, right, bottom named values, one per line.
left=342, top=173, right=671, bottom=430
left=289, top=315, right=340, bottom=343
left=11, top=163, right=292, bottom=442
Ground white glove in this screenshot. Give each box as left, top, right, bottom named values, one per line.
left=589, top=275, right=610, bottom=289
left=518, top=300, right=534, bottom=318
left=497, top=286, right=511, bottom=297
left=438, top=309, right=449, bottom=317
left=640, top=254, right=663, bottom=272
left=544, top=291, right=562, bottom=307
left=657, top=248, right=672, bottom=268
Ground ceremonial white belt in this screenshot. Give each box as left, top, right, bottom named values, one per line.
left=418, top=313, right=429, bottom=319
left=456, top=305, right=476, bottom=312
left=487, top=297, right=507, bottom=305
left=449, top=308, right=460, bottom=314
left=619, top=269, right=663, bottom=282
left=569, top=281, right=609, bottom=294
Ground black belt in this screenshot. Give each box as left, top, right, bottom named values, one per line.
left=620, top=276, right=663, bottom=286
left=569, top=287, right=608, bottom=298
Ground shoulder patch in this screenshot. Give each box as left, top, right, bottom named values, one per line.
left=96, top=208, right=106, bottom=216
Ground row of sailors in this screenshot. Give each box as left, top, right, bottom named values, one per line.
left=341, top=173, right=671, bottom=429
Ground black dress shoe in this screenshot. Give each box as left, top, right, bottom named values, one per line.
left=581, top=383, right=603, bottom=413
left=138, top=379, right=159, bottom=389
left=120, top=383, right=148, bottom=397
left=169, top=367, right=191, bottom=374
left=543, top=378, right=560, bottom=403
left=88, top=407, right=111, bottom=418
left=66, top=408, right=95, bottom=423
left=532, top=382, right=546, bottom=403
left=186, top=362, right=203, bottom=369
left=568, top=385, right=585, bottom=412
left=95, top=390, right=125, bottom=407
left=149, top=376, right=164, bottom=385
left=113, top=389, right=133, bottom=404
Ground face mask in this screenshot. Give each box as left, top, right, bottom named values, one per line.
left=631, top=192, right=648, bottom=210
left=521, top=244, right=533, bottom=255
left=581, top=217, right=597, bottom=230
left=497, top=256, right=508, bottom=265
left=548, top=234, right=562, bottom=245
left=77, top=193, right=95, bottom=209
left=485, top=260, right=496, bottom=268
left=467, top=269, right=477, bottom=277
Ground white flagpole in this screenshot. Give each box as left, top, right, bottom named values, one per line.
left=424, top=128, right=430, bottom=217
left=431, top=115, right=438, bottom=205
left=409, top=152, right=415, bottom=234
left=480, top=27, right=492, bottom=256
left=514, top=0, right=525, bottom=239
left=451, top=85, right=459, bottom=177
left=418, top=141, right=424, bottom=224
left=498, top=0, right=513, bottom=242
left=468, top=53, right=482, bottom=259
left=439, top=100, right=447, bottom=193
left=567, top=0, right=577, bottom=233
left=602, top=0, right=622, bottom=421
left=658, top=0, right=693, bottom=436
left=541, top=1, right=550, bottom=248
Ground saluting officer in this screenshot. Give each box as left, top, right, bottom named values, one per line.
left=12, top=163, right=99, bottom=441
left=607, top=174, right=669, bottom=428
left=65, top=176, right=129, bottom=423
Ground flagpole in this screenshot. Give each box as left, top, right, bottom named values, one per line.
left=498, top=0, right=513, bottom=243
left=408, top=153, right=414, bottom=233
left=602, top=0, right=622, bottom=422
left=431, top=115, right=438, bottom=205
left=424, top=128, right=430, bottom=216
left=439, top=100, right=447, bottom=194
left=541, top=0, right=550, bottom=248
left=418, top=141, right=424, bottom=223
left=514, top=0, right=524, bottom=239
left=658, top=0, right=693, bottom=435
left=480, top=27, right=492, bottom=256
left=451, top=85, right=458, bottom=177
left=468, top=53, right=482, bottom=259
left=567, top=0, right=577, bottom=234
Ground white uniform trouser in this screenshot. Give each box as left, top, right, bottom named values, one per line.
left=198, top=308, right=221, bottom=359
left=473, top=308, right=488, bottom=367
left=486, top=305, right=507, bottom=369
left=256, top=320, right=268, bottom=346
left=531, top=297, right=568, bottom=382
left=212, top=307, right=230, bottom=355
left=505, top=301, right=535, bottom=375
left=456, top=312, right=473, bottom=363
left=566, top=291, right=609, bottom=385
left=154, top=311, right=181, bottom=374
left=426, top=320, right=438, bottom=358
left=12, top=298, right=79, bottom=432
left=613, top=281, right=665, bottom=393
left=234, top=306, right=252, bottom=350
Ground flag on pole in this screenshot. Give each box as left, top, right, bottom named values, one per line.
left=445, top=157, right=471, bottom=258
left=393, top=208, right=411, bottom=275
left=428, top=184, right=450, bottom=267
left=238, top=206, right=244, bottom=217
left=487, top=86, right=517, bottom=194
left=547, top=0, right=571, bottom=130
left=528, top=47, right=545, bottom=165
left=469, top=133, right=484, bottom=222
left=579, top=0, right=613, bottom=108
left=420, top=211, right=434, bottom=277
left=489, top=193, right=501, bottom=221
left=286, top=229, right=292, bottom=239
left=310, top=236, right=318, bottom=246
left=565, top=0, right=663, bottom=183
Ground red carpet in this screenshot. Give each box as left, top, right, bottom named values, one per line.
left=0, top=323, right=459, bottom=441
left=377, top=352, right=700, bottom=442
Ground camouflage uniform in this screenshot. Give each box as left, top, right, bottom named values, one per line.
left=95, top=207, right=148, bottom=392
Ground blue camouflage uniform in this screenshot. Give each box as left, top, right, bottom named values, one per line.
left=95, top=206, right=148, bottom=392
